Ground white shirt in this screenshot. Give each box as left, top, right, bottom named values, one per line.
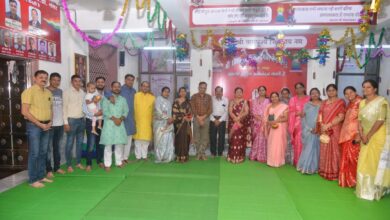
left=63, top=86, right=85, bottom=124
left=210, top=96, right=228, bottom=122
left=85, top=92, right=100, bottom=113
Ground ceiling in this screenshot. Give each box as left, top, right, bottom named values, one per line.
left=61, top=0, right=390, bottom=46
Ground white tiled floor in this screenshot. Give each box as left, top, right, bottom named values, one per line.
left=0, top=170, right=28, bottom=193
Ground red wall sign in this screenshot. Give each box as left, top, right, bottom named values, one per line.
left=212, top=49, right=307, bottom=100
left=0, top=0, right=61, bottom=63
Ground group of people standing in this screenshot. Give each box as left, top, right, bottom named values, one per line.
left=228, top=81, right=389, bottom=201
left=21, top=70, right=389, bottom=201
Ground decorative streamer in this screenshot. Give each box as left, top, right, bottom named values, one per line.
left=165, top=20, right=177, bottom=43
left=61, top=0, right=129, bottom=48
left=336, top=47, right=347, bottom=72
left=136, top=0, right=151, bottom=10
left=146, top=1, right=168, bottom=32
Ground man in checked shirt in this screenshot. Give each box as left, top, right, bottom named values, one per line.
left=190, top=82, right=212, bottom=160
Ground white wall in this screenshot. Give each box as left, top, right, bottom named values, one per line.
left=190, top=49, right=213, bottom=95
left=307, top=48, right=337, bottom=99
left=117, top=50, right=139, bottom=88
left=38, top=11, right=89, bottom=91
left=379, top=49, right=390, bottom=101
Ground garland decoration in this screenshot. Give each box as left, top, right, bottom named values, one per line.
left=176, top=33, right=189, bottom=61
left=191, top=30, right=219, bottom=49
left=61, top=0, right=129, bottom=48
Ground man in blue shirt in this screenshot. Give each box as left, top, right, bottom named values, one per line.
left=119, top=74, right=136, bottom=164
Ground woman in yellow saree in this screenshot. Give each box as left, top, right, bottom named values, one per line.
left=356, top=79, right=390, bottom=201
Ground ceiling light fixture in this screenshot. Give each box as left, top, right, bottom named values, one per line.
left=252, top=25, right=311, bottom=31
left=143, top=46, right=176, bottom=50
left=355, top=45, right=390, bottom=49
left=100, top=28, right=154, bottom=33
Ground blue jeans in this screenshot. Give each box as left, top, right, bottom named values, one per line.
left=65, top=118, right=85, bottom=167
left=46, top=126, right=64, bottom=172
left=27, top=122, right=50, bottom=184
left=85, top=118, right=105, bottom=166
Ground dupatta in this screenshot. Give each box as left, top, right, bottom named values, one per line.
left=361, top=97, right=390, bottom=191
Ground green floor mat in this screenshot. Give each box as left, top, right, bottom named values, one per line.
left=0, top=157, right=389, bottom=220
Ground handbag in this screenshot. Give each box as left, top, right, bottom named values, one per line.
left=268, top=112, right=279, bottom=129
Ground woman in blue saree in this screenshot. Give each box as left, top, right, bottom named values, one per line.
left=297, top=88, right=322, bottom=174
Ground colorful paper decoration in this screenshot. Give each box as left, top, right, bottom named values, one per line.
left=61, top=0, right=129, bottom=48
left=221, top=30, right=237, bottom=58
left=176, top=33, right=189, bottom=61
left=317, top=29, right=331, bottom=65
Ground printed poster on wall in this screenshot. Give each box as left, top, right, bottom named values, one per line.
left=191, top=2, right=369, bottom=27
left=0, top=0, right=61, bottom=63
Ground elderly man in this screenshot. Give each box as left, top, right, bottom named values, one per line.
left=209, top=86, right=228, bottom=157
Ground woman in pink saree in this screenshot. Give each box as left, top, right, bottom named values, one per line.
left=249, top=86, right=270, bottom=162
left=317, top=84, right=346, bottom=181
left=265, top=92, right=289, bottom=167
left=288, top=83, right=310, bottom=166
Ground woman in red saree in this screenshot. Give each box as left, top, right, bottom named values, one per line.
left=227, top=87, right=249, bottom=164
left=339, top=86, right=362, bottom=187
left=317, top=84, right=346, bottom=181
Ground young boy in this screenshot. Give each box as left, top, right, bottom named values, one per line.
left=85, top=82, right=102, bottom=135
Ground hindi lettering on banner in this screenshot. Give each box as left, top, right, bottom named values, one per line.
left=293, top=5, right=363, bottom=24
left=190, top=2, right=367, bottom=27
left=205, top=34, right=318, bottom=50
left=192, top=6, right=272, bottom=26
left=0, top=0, right=61, bottom=63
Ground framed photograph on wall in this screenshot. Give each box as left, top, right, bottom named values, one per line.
left=75, top=53, right=87, bottom=88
